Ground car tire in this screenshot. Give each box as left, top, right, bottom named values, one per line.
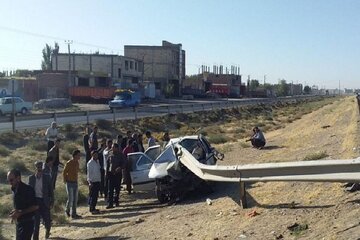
left=155, top=185, right=169, bottom=203
left=0, top=110, right=3, bottom=116
left=21, top=107, right=28, bottom=115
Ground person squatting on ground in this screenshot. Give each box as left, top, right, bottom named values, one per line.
left=7, top=169, right=39, bottom=240
left=123, top=139, right=134, bottom=194
left=45, top=121, right=58, bottom=153
left=87, top=150, right=101, bottom=214
left=106, top=143, right=126, bottom=208
left=247, top=126, right=266, bottom=149
left=28, top=161, right=54, bottom=239
left=48, top=138, right=62, bottom=189
left=63, top=149, right=82, bottom=219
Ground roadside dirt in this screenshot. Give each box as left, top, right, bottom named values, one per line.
left=4, top=96, right=360, bottom=239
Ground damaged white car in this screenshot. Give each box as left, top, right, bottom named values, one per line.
left=128, top=135, right=224, bottom=203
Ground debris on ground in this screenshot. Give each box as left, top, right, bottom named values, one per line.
left=246, top=210, right=259, bottom=217
left=287, top=223, right=308, bottom=235
left=206, top=198, right=212, bottom=205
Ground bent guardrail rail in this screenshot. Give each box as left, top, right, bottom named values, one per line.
left=176, top=144, right=360, bottom=208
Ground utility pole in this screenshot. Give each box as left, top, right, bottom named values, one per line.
left=263, top=75, right=266, bottom=85
left=338, top=80, right=341, bottom=95
left=65, top=40, right=73, bottom=87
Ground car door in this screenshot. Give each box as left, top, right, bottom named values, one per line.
left=128, top=145, right=161, bottom=185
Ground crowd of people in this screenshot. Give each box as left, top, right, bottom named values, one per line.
left=7, top=120, right=265, bottom=239
left=7, top=121, right=161, bottom=240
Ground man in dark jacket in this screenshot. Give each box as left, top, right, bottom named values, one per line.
left=48, top=138, right=62, bottom=189
left=107, top=143, right=126, bottom=208
left=8, top=169, right=39, bottom=240
left=28, top=161, right=54, bottom=239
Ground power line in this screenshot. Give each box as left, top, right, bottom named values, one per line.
left=0, top=25, right=123, bottom=53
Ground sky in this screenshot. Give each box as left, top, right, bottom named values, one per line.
left=0, top=0, right=359, bottom=89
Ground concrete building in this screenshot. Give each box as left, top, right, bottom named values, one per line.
left=124, top=40, right=185, bottom=96
left=51, top=53, right=143, bottom=89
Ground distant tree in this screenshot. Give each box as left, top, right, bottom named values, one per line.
left=0, top=71, right=5, bottom=77
left=303, top=85, right=311, bottom=94
left=249, top=79, right=260, bottom=90
left=41, top=42, right=59, bottom=70
left=276, top=79, right=289, bottom=96
left=164, top=83, right=174, bottom=98
left=263, top=83, right=273, bottom=90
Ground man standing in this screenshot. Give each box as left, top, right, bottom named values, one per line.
left=89, top=126, right=99, bottom=152
left=123, top=139, right=134, bottom=194
left=87, top=150, right=101, bottom=214
left=145, top=130, right=156, bottom=148
left=97, top=138, right=106, bottom=198
left=28, top=162, right=53, bottom=239
left=63, top=150, right=81, bottom=219
left=48, top=138, right=61, bottom=189
left=45, top=121, right=58, bottom=153
left=83, top=124, right=91, bottom=165
left=43, top=156, right=54, bottom=178
left=107, top=143, right=125, bottom=208
left=103, top=139, right=113, bottom=200
left=7, top=169, right=38, bottom=240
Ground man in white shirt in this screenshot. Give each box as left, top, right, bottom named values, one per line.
left=87, top=150, right=101, bottom=214
left=45, top=121, right=58, bottom=153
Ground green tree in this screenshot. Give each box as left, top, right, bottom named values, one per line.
left=276, top=79, right=289, bottom=96
left=249, top=79, right=260, bottom=90
left=164, top=83, right=174, bottom=98
left=303, top=85, right=311, bottom=94
left=41, top=42, right=59, bottom=70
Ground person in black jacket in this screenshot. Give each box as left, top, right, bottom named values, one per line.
left=7, top=168, right=39, bottom=240
left=28, top=162, right=54, bottom=239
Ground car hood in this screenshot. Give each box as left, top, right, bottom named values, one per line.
left=148, top=145, right=177, bottom=179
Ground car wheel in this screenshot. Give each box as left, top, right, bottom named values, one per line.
left=155, top=185, right=169, bottom=203
left=21, top=107, right=28, bottom=115
left=0, top=110, right=3, bottom=116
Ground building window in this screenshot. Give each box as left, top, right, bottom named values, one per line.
left=135, top=62, right=138, bottom=71
left=125, top=61, right=129, bottom=70
left=78, top=77, right=89, bottom=87
left=130, top=61, right=134, bottom=70
left=118, top=68, right=122, bottom=78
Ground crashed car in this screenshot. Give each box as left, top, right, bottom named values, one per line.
left=128, top=135, right=224, bottom=203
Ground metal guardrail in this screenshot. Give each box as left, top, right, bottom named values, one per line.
left=176, top=144, right=360, bottom=208
left=0, top=95, right=329, bottom=129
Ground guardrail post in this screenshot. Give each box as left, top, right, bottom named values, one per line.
left=134, top=106, right=138, bottom=120
left=113, top=108, right=116, bottom=125
left=180, top=105, right=183, bottom=113
left=192, top=104, right=195, bottom=112
left=167, top=105, right=170, bottom=114
left=53, top=110, right=57, bottom=122
left=86, top=111, right=89, bottom=124
left=211, top=103, right=214, bottom=110
left=240, top=181, right=248, bottom=209
left=202, top=104, right=205, bottom=111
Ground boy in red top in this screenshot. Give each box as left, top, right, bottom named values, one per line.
left=122, top=139, right=134, bottom=194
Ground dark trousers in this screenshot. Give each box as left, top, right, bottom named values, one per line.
left=16, top=219, right=34, bottom=240
left=88, top=182, right=100, bottom=211
left=33, top=198, right=51, bottom=240
left=100, top=169, right=105, bottom=196
left=47, top=141, right=54, bottom=153
left=107, top=172, right=122, bottom=206
left=51, top=165, right=59, bottom=189
left=251, top=139, right=266, bottom=148
left=122, top=167, right=132, bottom=193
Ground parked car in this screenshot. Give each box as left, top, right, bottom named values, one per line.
left=0, top=97, right=32, bottom=116
left=128, top=135, right=224, bottom=203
